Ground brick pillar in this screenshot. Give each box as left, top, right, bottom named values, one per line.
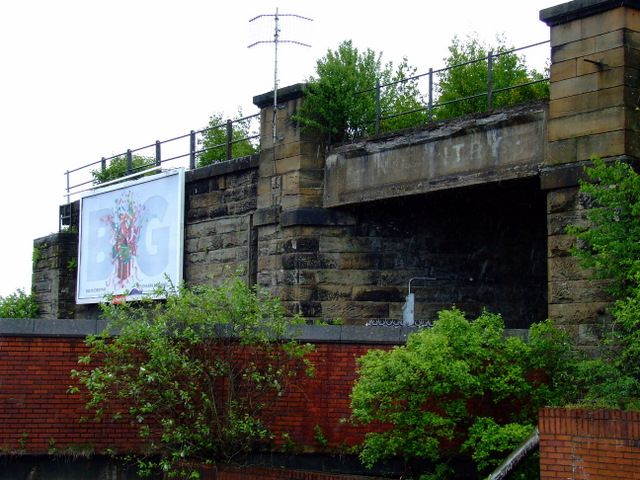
left=540, top=0, right=640, bottom=339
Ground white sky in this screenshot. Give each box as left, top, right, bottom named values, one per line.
left=0, top=0, right=557, bottom=297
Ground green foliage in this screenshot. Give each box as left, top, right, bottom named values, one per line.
left=568, top=157, right=640, bottom=407
left=71, top=277, right=313, bottom=478
left=350, top=309, right=582, bottom=477
left=0, top=288, right=39, bottom=319
left=436, top=34, right=548, bottom=120
left=67, top=257, right=78, bottom=271
left=569, top=158, right=640, bottom=299
left=462, top=418, right=532, bottom=472
left=297, top=40, right=426, bottom=144
left=91, top=154, right=156, bottom=184
left=197, top=111, right=257, bottom=168
left=32, top=245, right=44, bottom=265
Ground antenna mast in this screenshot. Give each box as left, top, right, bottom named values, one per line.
left=249, top=9, right=312, bottom=145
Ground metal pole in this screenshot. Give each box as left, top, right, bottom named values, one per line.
left=126, top=149, right=133, bottom=175
left=272, top=7, right=279, bottom=146
left=65, top=170, right=70, bottom=205
left=375, top=80, right=381, bottom=135
left=487, top=50, right=494, bottom=110
left=155, top=141, right=161, bottom=166
left=226, top=119, right=233, bottom=160
left=428, top=67, right=433, bottom=121
left=189, top=130, right=196, bottom=170
left=101, top=156, right=106, bottom=172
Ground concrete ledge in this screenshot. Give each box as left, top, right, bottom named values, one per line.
left=186, top=154, right=259, bottom=183
left=0, top=319, right=530, bottom=344
left=540, top=0, right=640, bottom=26
left=253, top=83, right=306, bottom=109
left=0, top=318, right=102, bottom=337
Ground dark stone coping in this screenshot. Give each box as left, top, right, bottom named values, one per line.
left=540, top=0, right=640, bottom=26
left=253, top=83, right=306, bottom=109
left=185, top=154, right=259, bottom=182
left=0, top=318, right=529, bottom=344
left=280, top=208, right=357, bottom=227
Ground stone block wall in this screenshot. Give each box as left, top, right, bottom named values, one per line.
left=542, top=2, right=640, bottom=165
left=546, top=186, right=612, bottom=348
left=540, top=0, right=640, bottom=335
left=184, top=155, right=259, bottom=286
left=258, top=182, right=548, bottom=327
left=32, top=232, right=79, bottom=320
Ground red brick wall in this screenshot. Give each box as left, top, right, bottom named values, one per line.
left=0, top=336, right=387, bottom=455
left=539, top=408, right=640, bottom=479
left=0, top=337, right=141, bottom=453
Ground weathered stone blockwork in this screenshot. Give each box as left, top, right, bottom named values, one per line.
left=32, top=232, right=79, bottom=320
left=540, top=0, right=640, bottom=337
left=184, top=155, right=259, bottom=285
left=546, top=186, right=611, bottom=348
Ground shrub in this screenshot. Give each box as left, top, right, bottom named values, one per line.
left=0, top=288, right=38, bottom=318
left=350, top=309, right=578, bottom=478
left=71, top=277, right=314, bottom=478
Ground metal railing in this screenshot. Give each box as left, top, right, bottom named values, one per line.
left=357, top=40, right=550, bottom=138
left=64, top=113, right=260, bottom=203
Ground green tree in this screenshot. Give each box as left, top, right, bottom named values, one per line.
left=197, top=112, right=257, bottom=168
left=350, top=309, right=583, bottom=479
left=0, top=288, right=38, bottom=318
left=568, top=158, right=640, bottom=400
left=91, top=154, right=156, bottom=185
left=71, top=277, right=313, bottom=478
left=436, top=34, right=548, bottom=120
left=296, top=40, right=426, bottom=144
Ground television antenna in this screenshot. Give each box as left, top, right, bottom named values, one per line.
left=249, top=9, right=312, bottom=145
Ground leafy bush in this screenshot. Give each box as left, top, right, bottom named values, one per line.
left=436, top=34, right=548, bottom=120
left=71, top=277, right=313, bottom=478
left=0, top=288, right=38, bottom=318
left=197, top=111, right=257, bottom=168
left=91, top=154, right=156, bottom=184
left=350, top=309, right=579, bottom=478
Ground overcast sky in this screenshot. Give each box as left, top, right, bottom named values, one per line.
left=0, top=0, right=557, bottom=298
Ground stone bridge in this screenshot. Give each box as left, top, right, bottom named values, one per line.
left=34, top=0, right=640, bottom=346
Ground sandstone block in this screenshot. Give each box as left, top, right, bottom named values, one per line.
left=547, top=106, right=625, bottom=142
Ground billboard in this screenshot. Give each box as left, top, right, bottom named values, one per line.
left=77, top=169, right=185, bottom=304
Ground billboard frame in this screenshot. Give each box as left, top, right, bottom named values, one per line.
left=76, top=168, right=185, bottom=304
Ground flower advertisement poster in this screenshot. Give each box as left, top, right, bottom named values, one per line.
left=77, top=169, right=184, bottom=304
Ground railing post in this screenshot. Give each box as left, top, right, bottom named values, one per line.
left=155, top=141, right=161, bottom=166
left=375, top=80, right=381, bottom=135
left=226, top=119, right=233, bottom=160
left=65, top=170, right=70, bottom=205
left=101, top=156, right=106, bottom=172
left=487, top=50, right=494, bottom=110
left=126, top=149, right=133, bottom=175
left=428, top=67, right=433, bottom=122
left=189, top=130, right=196, bottom=170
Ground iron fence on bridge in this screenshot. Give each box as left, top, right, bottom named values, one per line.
left=62, top=39, right=549, bottom=208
